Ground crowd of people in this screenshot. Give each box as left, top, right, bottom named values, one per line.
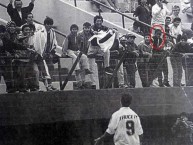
left=0, top=0, right=193, bottom=93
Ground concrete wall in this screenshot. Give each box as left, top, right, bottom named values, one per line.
left=0, top=87, right=192, bottom=126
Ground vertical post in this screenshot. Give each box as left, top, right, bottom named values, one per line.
left=58, top=57, right=62, bottom=90
left=74, top=0, right=77, bottom=7
left=105, top=51, right=127, bottom=88
left=122, top=15, right=125, bottom=28
left=98, top=5, right=102, bottom=16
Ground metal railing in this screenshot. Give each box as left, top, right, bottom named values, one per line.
left=0, top=2, right=66, bottom=38
left=73, top=0, right=176, bottom=39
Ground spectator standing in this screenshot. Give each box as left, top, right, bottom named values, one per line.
left=170, top=5, right=181, bottom=22
left=169, top=17, right=183, bottom=44
left=89, top=15, right=112, bottom=74
left=149, top=29, right=170, bottom=87
left=7, top=0, right=35, bottom=27
left=94, top=93, right=143, bottom=145
left=137, top=33, right=152, bottom=87
left=42, top=17, right=58, bottom=91
left=134, top=0, right=151, bottom=34
left=151, top=0, right=171, bottom=31
left=165, top=16, right=171, bottom=34
left=170, top=34, right=191, bottom=87
left=124, top=34, right=139, bottom=88
left=0, top=24, right=18, bottom=93
left=15, top=24, right=35, bottom=92
left=23, top=13, right=51, bottom=90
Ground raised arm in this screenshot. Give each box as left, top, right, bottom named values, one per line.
left=7, top=0, right=14, bottom=17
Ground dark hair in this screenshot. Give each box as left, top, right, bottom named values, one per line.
left=180, top=112, right=188, bottom=118
left=83, top=22, right=91, bottom=27
left=0, top=25, right=6, bottom=33
left=44, top=17, right=54, bottom=25
left=155, top=29, right=162, bottom=34
left=133, top=21, right=139, bottom=27
left=21, top=24, right=30, bottom=32
left=173, top=17, right=181, bottom=22
left=144, top=32, right=150, bottom=37
left=165, top=16, right=171, bottom=20
left=70, top=24, right=79, bottom=31
left=29, top=24, right=36, bottom=31
left=94, top=15, right=103, bottom=24
left=121, top=94, right=132, bottom=107
left=180, top=34, right=188, bottom=41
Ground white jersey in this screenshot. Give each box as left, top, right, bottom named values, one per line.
left=106, top=107, right=143, bottom=145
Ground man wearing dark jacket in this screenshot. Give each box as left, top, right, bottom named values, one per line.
left=171, top=35, right=193, bottom=87
left=124, top=33, right=139, bottom=88
left=7, top=0, right=35, bottom=27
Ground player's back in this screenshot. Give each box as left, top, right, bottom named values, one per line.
left=108, top=107, right=143, bottom=145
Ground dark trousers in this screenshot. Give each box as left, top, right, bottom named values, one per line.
left=125, top=63, right=136, bottom=88
left=148, top=54, right=168, bottom=85
left=137, top=62, right=150, bottom=87
left=16, top=61, right=39, bottom=91
left=183, top=55, right=193, bottom=86
left=170, top=56, right=183, bottom=87
left=0, top=59, right=16, bottom=92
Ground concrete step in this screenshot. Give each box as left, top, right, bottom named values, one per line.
left=65, top=1, right=193, bottom=24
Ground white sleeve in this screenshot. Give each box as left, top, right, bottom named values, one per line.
left=135, top=116, right=143, bottom=135
left=152, top=5, right=162, bottom=16
left=106, top=114, right=118, bottom=135
left=165, top=6, right=171, bottom=15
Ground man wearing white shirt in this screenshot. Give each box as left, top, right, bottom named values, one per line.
left=169, top=17, right=183, bottom=43
left=94, top=94, right=143, bottom=145
left=151, top=0, right=172, bottom=30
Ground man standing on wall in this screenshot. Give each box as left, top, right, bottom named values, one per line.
left=94, top=93, right=143, bottom=145
left=7, top=0, right=35, bottom=27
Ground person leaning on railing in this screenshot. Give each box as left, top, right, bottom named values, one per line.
left=170, top=34, right=192, bottom=87
left=124, top=33, right=139, bottom=88
left=148, top=29, right=170, bottom=87
left=7, top=0, right=35, bottom=27
left=0, top=24, right=18, bottom=93
left=15, top=24, right=38, bottom=92
left=137, top=33, right=152, bottom=87
left=0, top=21, right=27, bottom=93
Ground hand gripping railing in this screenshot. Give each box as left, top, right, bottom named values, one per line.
left=73, top=0, right=179, bottom=88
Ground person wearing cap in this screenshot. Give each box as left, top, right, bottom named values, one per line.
left=7, top=0, right=35, bottom=27
left=170, top=34, right=192, bottom=87
left=171, top=112, right=193, bottom=145
left=137, top=33, right=152, bottom=87
left=124, top=33, right=139, bottom=88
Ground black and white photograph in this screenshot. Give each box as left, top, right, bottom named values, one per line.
left=0, top=0, right=193, bottom=144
